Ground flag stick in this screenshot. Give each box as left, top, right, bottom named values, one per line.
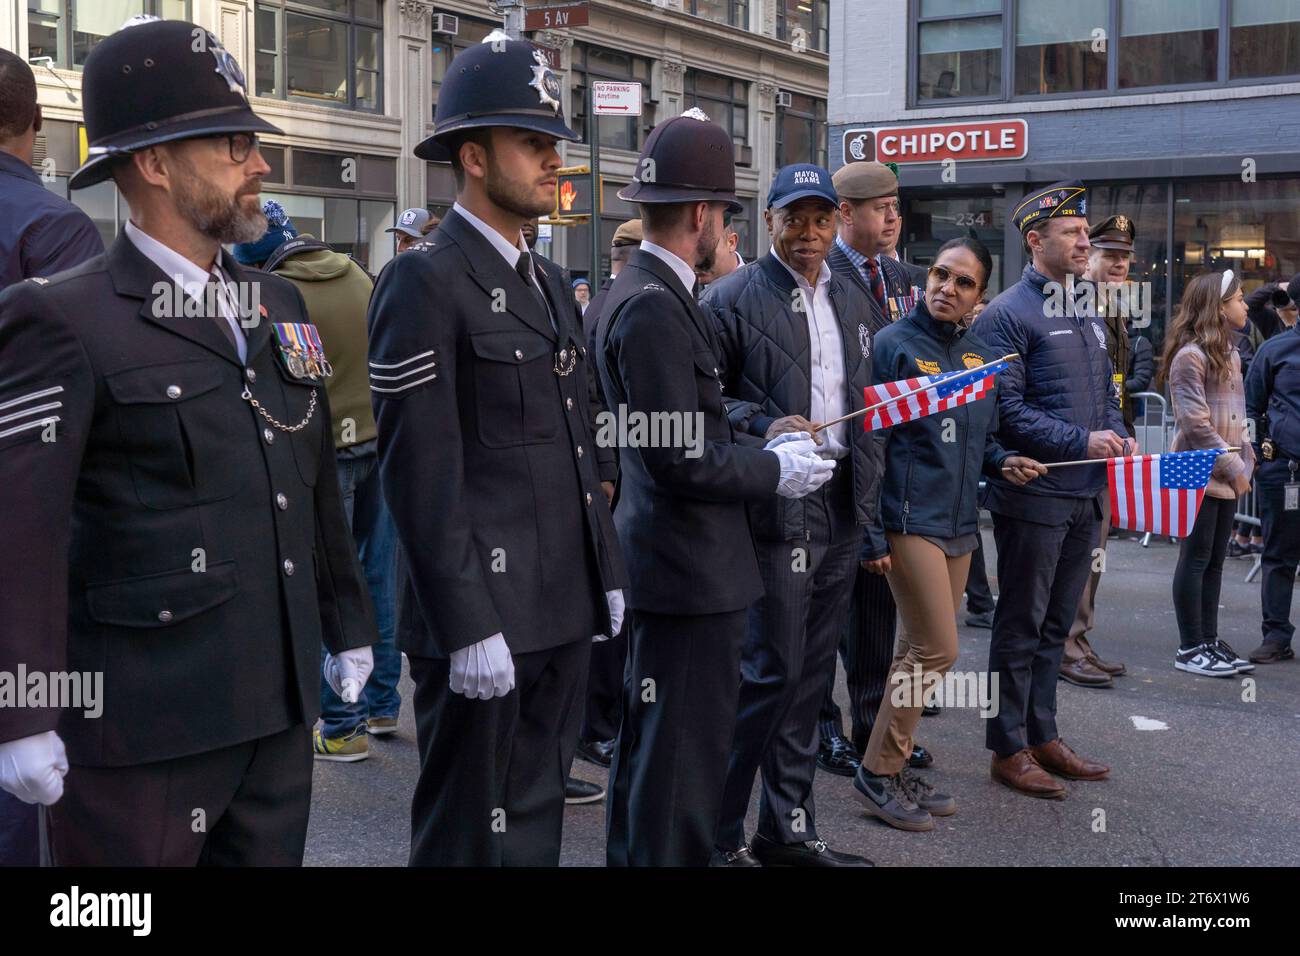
left=811, top=353, right=1019, bottom=433
left=1004, top=447, right=1241, bottom=471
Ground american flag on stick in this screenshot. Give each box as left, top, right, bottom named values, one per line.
left=1108, top=449, right=1226, bottom=537
left=862, top=358, right=1010, bottom=431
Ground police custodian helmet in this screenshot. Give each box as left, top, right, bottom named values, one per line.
left=416, top=32, right=578, bottom=162
left=69, top=17, right=282, bottom=190
left=618, top=108, right=742, bottom=213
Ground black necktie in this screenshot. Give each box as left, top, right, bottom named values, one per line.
left=515, top=252, right=551, bottom=325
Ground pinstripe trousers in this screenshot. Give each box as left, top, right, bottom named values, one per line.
left=818, top=563, right=899, bottom=754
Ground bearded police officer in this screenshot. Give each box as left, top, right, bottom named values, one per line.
left=0, top=18, right=375, bottom=865
left=366, top=33, right=626, bottom=867
left=972, top=181, right=1132, bottom=799
left=597, top=110, right=833, bottom=867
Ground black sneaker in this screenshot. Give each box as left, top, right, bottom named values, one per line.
left=1174, top=643, right=1237, bottom=677
left=816, top=735, right=861, bottom=777
left=900, top=767, right=957, bottom=816
left=1248, top=641, right=1295, bottom=664
left=908, top=744, right=934, bottom=769
left=852, top=767, right=934, bottom=832
left=1226, top=539, right=1250, bottom=559
left=1212, top=639, right=1254, bottom=673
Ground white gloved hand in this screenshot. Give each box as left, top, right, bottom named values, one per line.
left=594, top=589, right=625, bottom=642
left=449, top=633, right=515, bottom=699
left=324, top=646, right=375, bottom=704
left=0, top=731, right=69, bottom=806
left=769, top=432, right=836, bottom=499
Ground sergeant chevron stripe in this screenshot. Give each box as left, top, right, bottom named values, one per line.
left=369, top=350, right=438, bottom=393
left=0, top=385, right=63, bottom=439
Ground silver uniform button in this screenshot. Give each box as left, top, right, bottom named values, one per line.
left=276, top=493, right=288, bottom=510
left=166, top=385, right=182, bottom=399
left=157, top=610, right=173, bottom=623
left=283, top=559, right=295, bottom=576
left=264, top=428, right=275, bottom=444
left=515, top=349, right=524, bottom=361
left=246, top=368, right=257, bottom=383
left=566, top=397, right=574, bottom=410
left=585, top=492, right=593, bottom=505
left=577, top=445, right=584, bottom=458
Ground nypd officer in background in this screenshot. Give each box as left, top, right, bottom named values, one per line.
left=366, top=33, right=626, bottom=867
left=0, top=18, right=375, bottom=864
left=597, top=110, right=833, bottom=867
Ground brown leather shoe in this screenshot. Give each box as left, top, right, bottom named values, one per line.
left=1059, top=656, right=1114, bottom=687
left=990, top=750, right=1067, bottom=799
left=1030, top=738, right=1109, bottom=781
left=1078, top=636, right=1126, bottom=676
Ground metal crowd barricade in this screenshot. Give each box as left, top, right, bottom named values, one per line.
left=1130, top=392, right=1171, bottom=547
left=1235, top=478, right=1263, bottom=584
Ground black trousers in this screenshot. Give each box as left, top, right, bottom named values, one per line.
left=581, top=631, right=627, bottom=744
left=716, top=470, right=858, bottom=850
left=51, top=722, right=312, bottom=866
left=1259, top=460, right=1300, bottom=648
left=0, top=792, right=38, bottom=867
left=817, top=569, right=898, bottom=754
left=408, top=638, right=590, bottom=867
left=1172, top=495, right=1236, bottom=650
left=986, top=500, right=1099, bottom=757
left=965, top=532, right=996, bottom=614
left=606, top=608, right=746, bottom=867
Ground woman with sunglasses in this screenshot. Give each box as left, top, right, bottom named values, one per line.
left=852, top=237, right=1046, bottom=830
left=1159, top=270, right=1256, bottom=676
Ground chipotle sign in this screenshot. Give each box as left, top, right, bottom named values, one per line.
left=842, top=119, right=1027, bottom=165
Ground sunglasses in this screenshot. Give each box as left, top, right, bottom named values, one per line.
left=928, top=264, right=980, bottom=293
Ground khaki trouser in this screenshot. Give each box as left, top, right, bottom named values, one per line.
left=1065, top=495, right=1110, bottom=655
left=863, top=532, right=971, bottom=777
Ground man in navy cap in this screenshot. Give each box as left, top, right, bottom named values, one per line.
left=366, top=31, right=626, bottom=866
left=597, top=113, right=833, bottom=867
left=972, top=181, right=1133, bottom=798
left=0, top=17, right=374, bottom=865
left=703, top=164, right=881, bottom=866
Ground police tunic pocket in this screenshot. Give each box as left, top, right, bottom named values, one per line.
left=469, top=330, right=560, bottom=447
left=105, top=361, right=248, bottom=509
left=84, top=560, right=239, bottom=628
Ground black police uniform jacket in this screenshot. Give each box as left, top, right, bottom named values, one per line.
left=366, top=209, right=626, bottom=659
left=0, top=236, right=374, bottom=766
left=700, top=251, right=886, bottom=541
left=596, top=249, right=781, bottom=615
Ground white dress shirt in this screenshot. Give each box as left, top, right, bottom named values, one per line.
left=639, top=239, right=698, bottom=297
left=772, top=247, right=848, bottom=459
left=124, top=220, right=247, bottom=363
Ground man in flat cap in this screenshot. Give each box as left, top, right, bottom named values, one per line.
left=1058, top=213, right=1140, bottom=689
left=597, top=110, right=833, bottom=867
left=0, top=17, right=375, bottom=864
left=830, top=161, right=925, bottom=321
left=971, top=181, right=1133, bottom=799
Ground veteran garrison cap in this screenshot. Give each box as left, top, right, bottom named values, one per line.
left=1088, top=214, right=1135, bottom=253
left=70, top=17, right=283, bottom=190
left=417, top=31, right=578, bottom=162
left=1013, top=180, right=1088, bottom=234
left=617, top=108, right=742, bottom=213
left=831, top=161, right=899, bottom=201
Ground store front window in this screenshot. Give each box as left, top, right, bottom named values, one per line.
left=255, top=0, right=383, bottom=112
left=902, top=192, right=1010, bottom=299
left=28, top=0, right=190, bottom=69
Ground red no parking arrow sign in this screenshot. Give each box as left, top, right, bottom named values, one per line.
left=591, top=80, right=642, bottom=116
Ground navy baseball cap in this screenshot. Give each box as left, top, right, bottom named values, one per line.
left=767, top=163, right=837, bottom=210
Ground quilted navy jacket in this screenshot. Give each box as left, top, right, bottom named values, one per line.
left=701, top=251, right=888, bottom=542
left=972, top=264, right=1127, bottom=502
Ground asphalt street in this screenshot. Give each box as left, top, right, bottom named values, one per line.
left=304, top=527, right=1300, bottom=867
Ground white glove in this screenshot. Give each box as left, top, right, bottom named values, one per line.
left=767, top=432, right=836, bottom=499
left=324, top=646, right=375, bottom=704
left=0, top=731, right=68, bottom=806
left=450, top=633, right=515, bottom=699
left=594, top=589, right=625, bottom=642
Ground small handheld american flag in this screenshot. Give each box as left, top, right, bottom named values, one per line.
left=863, top=359, right=1009, bottom=431
left=1108, top=449, right=1226, bottom=537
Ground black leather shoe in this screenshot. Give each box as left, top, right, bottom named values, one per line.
left=710, top=845, right=762, bottom=867
left=564, top=777, right=605, bottom=804
left=965, top=610, right=994, bottom=629
left=575, top=737, right=615, bottom=768
left=1248, top=641, right=1295, bottom=664
left=749, top=832, right=872, bottom=867
left=816, top=735, right=861, bottom=777
left=921, top=703, right=941, bottom=717
left=908, top=744, right=934, bottom=769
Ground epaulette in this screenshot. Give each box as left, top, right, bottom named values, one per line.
left=24, top=276, right=49, bottom=286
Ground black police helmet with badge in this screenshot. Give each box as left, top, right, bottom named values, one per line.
left=1012, top=180, right=1088, bottom=234
left=618, top=108, right=743, bottom=214
left=70, top=16, right=282, bottom=189
left=416, top=30, right=577, bottom=162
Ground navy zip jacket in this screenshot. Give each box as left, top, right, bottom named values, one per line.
left=1246, top=323, right=1300, bottom=467
left=972, top=264, right=1126, bottom=520
left=870, top=301, right=1015, bottom=551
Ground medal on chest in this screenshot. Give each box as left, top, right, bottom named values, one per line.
left=273, top=323, right=333, bottom=381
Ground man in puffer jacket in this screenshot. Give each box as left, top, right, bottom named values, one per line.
left=234, top=203, right=400, bottom=764
left=971, top=181, right=1134, bottom=800
left=702, top=164, right=884, bottom=867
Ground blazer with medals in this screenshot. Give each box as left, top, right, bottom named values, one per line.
left=0, top=236, right=374, bottom=766
left=595, top=248, right=780, bottom=615
left=366, top=208, right=625, bottom=659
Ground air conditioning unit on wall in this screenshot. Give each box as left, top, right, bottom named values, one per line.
left=432, top=13, right=459, bottom=35
left=775, top=90, right=792, bottom=108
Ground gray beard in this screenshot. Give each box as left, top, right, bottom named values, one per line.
left=173, top=174, right=267, bottom=244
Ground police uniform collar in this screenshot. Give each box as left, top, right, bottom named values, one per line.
left=639, top=240, right=698, bottom=298
left=451, top=201, right=529, bottom=272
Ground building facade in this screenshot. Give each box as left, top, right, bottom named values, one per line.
left=5, top=0, right=831, bottom=277
left=830, top=0, right=1300, bottom=346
